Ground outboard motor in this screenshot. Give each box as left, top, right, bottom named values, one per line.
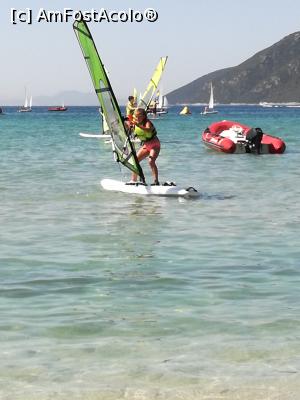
left=245, top=127, right=263, bottom=154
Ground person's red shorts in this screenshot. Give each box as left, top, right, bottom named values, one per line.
left=142, top=136, right=161, bottom=153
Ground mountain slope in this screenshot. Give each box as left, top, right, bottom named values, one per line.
left=167, top=32, right=300, bottom=104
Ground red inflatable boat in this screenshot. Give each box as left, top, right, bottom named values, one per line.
left=202, top=120, right=286, bottom=154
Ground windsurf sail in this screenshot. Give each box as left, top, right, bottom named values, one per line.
left=73, top=18, right=145, bottom=182
left=133, top=87, right=138, bottom=102
left=99, top=108, right=110, bottom=134
left=208, top=82, right=214, bottom=110
left=138, top=57, right=168, bottom=111
left=24, top=91, right=28, bottom=108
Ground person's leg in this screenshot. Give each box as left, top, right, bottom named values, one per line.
left=148, top=148, right=160, bottom=184
left=130, top=147, right=149, bottom=181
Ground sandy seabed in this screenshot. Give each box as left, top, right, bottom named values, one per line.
left=3, top=376, right=300, bottom=400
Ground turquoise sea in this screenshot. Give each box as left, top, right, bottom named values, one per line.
left=1, top=105, right=300, bottom=399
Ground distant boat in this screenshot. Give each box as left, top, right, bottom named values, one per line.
left=156, top=91, right=168, bottom=114
left=260, top=101, right=300, bottom=108
left=18, top=88, right=32, bottom=112
left=148, top=93, right=169, bottom=118
left=201, top=82, right=218, bottom=115
left=48, top=103, right=68, bottom=111
left=259, top=102, right=276, bottom=108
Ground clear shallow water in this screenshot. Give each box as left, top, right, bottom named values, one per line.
left=1, top=105, right=300, bottom=399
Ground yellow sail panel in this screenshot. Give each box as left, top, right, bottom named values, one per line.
left=133, top=87, right=137, bottom=101
left=138, top=57, right=168, bottom=110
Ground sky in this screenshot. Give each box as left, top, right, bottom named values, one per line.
left=1, top=0, right=300, bottom=105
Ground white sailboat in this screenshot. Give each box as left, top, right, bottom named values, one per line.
left=148, top=89, right=169, bottom=118
left=201, top=82, right=218, bottom=115
left=18, top=88, right=32, bottom=112
left=157, top=91, right=168, bottom=114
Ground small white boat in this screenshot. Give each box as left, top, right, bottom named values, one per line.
left=147, top=94, right=168, bottom=118
left=259, top=102, right=275, bottom=108
left=201, top=82, right=218, bottom=115
left=18, top=88, right=32, bottom=112
left=155, top=91, right=168, bottom=114
left=147, top=103, right=167, bottom=118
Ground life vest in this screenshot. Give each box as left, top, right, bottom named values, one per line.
left=134, top=123, right=157, bottom=142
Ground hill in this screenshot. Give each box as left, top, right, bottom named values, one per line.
left=167, top=32, right=300, bottom=104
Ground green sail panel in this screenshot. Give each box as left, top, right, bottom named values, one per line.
left=138, top=57, right=168, bottom=110
left=73, top=19, right=145, bottom=182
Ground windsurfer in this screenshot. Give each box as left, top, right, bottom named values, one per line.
left=126, top=96, right=136, bottom=120
left=128, top=108, right=160, bottom=185
left=151, top=100, right=157, bottom=116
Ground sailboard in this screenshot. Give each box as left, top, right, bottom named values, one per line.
left=138, top=57, right=168, bottom=111
left=101, top=179, right=199, bottom=198
left=73, top=18, right=198, bottom=198
left=79, top=108, right=111, bottom=139
left=79, top=133, right=140, bottom=146
left=79, top=132, right=110, bottom=138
